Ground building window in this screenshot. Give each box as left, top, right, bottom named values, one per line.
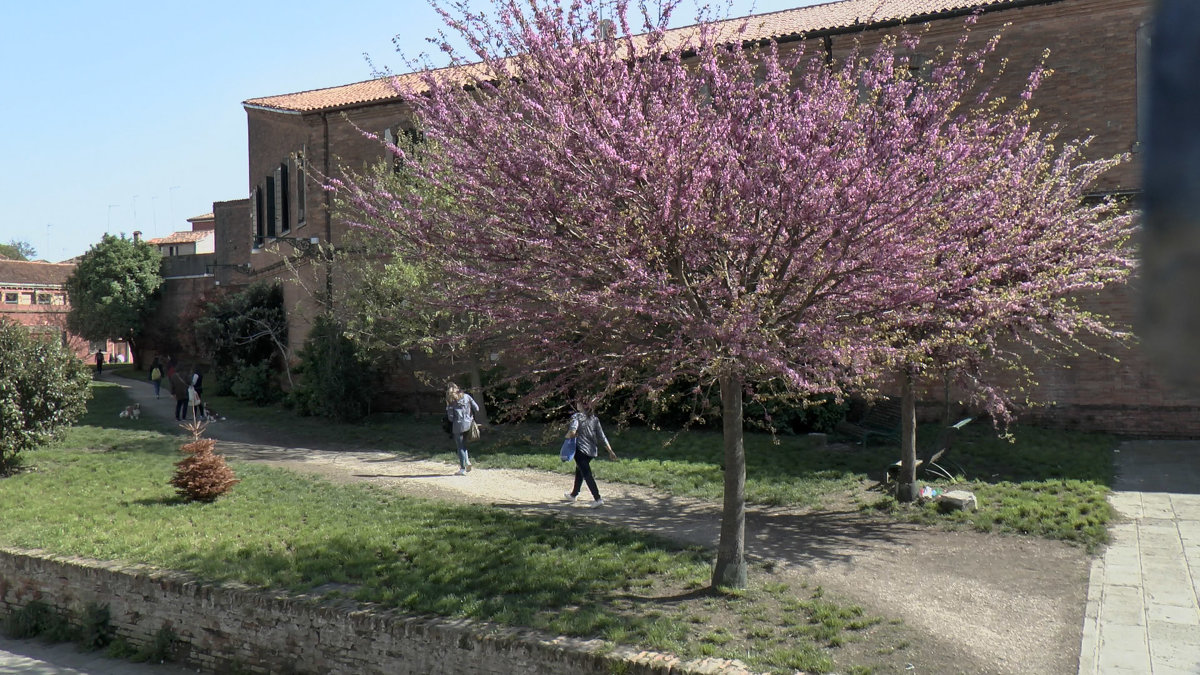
left=3, top=292, right=16, bottom=304
left=265, top=176, right=277, bottom=239
left=276, top=163, right=290, bottom=234
left=1136, top=21, right=1152, bottom=150
left=296, top=146, right=307, bottom=227
left=36, top=293, right=51, bottom=305
left=22, top=292, right=34, bottom=305
left=384, top=126, right=423, bottom=173
left=253, top=186, right=264, bottom=248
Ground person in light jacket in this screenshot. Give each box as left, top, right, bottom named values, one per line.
left=445, top=383, right=481, bottom=475
left=563, top=401, right=617, bottom=507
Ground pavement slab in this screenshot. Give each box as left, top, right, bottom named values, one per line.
left=1080, top=440, right=1200, bottom=675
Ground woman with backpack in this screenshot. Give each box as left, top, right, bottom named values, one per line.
left=562, top=400, right=617, bottom=507
left=148, top=357, right=163, bottom=398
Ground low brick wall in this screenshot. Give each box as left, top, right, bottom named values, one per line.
left=0, top=547, right=752, bottom=674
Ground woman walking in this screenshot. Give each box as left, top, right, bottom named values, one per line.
left=445, top=383, right=481, bottom=476
left=170, top=368, right=191, bottom=421
left=563, top=401, right=617, bottom=507
left=148, top=357, right=163, bottom=398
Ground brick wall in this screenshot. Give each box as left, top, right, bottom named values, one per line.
left=0, top=547, right=751, bottom=675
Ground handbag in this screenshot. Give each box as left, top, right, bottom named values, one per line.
left=560, top=437, right=577, bottom=462
left=468, top=421, right=480, bottom=441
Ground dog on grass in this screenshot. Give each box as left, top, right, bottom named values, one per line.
left=200, top=404, right=226, bottom=422
left=118, top=403, right=141, bottom=420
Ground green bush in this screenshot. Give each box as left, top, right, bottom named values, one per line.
left=0, top=319, right=92, bottom=474
left=3, top=600, right=74, bottom=641
left=288, top=314, right=374, bottom=422
left=230, top=360, right=280, bottom=405
left=80, top=603, right=114, bottom=649
left=192, top=281, right=286, bottom=401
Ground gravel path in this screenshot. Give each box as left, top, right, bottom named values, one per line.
left=129, top=380, right=1090, bottom=674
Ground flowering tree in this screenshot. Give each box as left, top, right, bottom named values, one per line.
left=851, top=36, right=1135, bottom=501
left=335, top=0, right=1132, bottom=586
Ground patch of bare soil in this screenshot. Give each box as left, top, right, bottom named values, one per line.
left=208, top=429, right=1089, bottom=675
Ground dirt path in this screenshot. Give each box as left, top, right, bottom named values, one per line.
left=126, top=380, right=1089, bottom=674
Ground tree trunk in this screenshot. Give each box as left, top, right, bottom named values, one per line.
left=895, top=370, right=919, bottom=503
left=712, top=372, right=748, bottom=589
left=468, top=359, right=489, bottom=424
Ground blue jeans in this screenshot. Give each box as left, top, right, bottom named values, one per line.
left=571, top=452, right=600, bottom=500
left=454, top=433, right=470, bottom=469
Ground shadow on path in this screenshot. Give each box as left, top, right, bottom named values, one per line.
left=106, top=372, right=1090, bottom=675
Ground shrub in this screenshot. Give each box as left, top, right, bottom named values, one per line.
left=288, top=314, right=373, bottom=422
left=0, top=319, right=92, bottom=475
left=230, top=359, right=280, bottom=405
left=79, top=603, right=114, bottom=649
left=3, top=600, right=73, bottom=641
left=192, top=281, right=287, bottom=401
left=169, top=423, right=239, bottom=502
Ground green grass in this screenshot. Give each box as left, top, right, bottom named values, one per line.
left=112, top=368, right=1121, bottom=548
left=2, top=381, right=900, bottom=674
left=192, top=386, right=1119, bottom=548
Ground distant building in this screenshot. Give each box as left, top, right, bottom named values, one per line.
left=146, top=214, right=216, bottom=258
left=0, top=259, right=126, bottom=361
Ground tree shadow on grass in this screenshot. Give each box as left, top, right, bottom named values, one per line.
left=130, top=495, right=188, bottom=507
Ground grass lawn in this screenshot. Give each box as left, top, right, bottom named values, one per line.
left=2, top=381, right=910, bottom=675
left=179, top=379, right=1118, bottom=551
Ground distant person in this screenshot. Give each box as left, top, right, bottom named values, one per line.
left=148, top=357, right=163, bottom=398
left=445, top=383, right=481, bottom=475
left=190, top=367, right=204, bottom=418
left=94, top=350, right=103, bottom=376
left=170, top=368, right=190, bottom=421
left=562, top=400, right=617, bottom=508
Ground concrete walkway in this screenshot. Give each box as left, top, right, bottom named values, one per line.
left=1079, top=440, right=1200, bottom=675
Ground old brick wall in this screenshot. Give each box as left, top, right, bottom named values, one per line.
left=0, top=547, right=750, bottom=675
left=828, top=0, right=1200, bottom=435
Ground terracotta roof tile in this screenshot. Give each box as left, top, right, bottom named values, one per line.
left=147, top=231, right=213, bottom=245
left=243, top=0, right=1027, bottom=113
left=0, top=260, right=75, bottom=287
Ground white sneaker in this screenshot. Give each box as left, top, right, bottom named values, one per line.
left=465, top=463, right=473, bottom=473
left=563, top=492, right=577, bottom=502
left=590, top=499, right=604, bottom=508
left=455, top=468, right=467, bottom=476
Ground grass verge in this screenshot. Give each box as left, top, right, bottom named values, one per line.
left=1, top=381, right=913, bottom=674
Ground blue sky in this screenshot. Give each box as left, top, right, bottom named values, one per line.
left=2, top=1, right=821, bottom=262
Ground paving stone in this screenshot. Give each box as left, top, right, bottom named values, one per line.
left=1146, top=603, right=1200, bottom=625
left=1100, top=585, right=1146, bottom=627
left=1144, top=581, right=1195, bottom=607
left=1148, top=620, right=1200, bottom=646
left=1096, top=632, right=1151, bottom=673
left=1103, top=563, right=1144, bottom=588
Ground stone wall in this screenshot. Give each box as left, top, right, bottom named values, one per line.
left=0, top=547, right=751, bottom=675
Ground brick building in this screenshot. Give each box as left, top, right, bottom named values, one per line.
left=199, top=0, right=1195, bottom=433
left=0, top=258, right=126, bottom=361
